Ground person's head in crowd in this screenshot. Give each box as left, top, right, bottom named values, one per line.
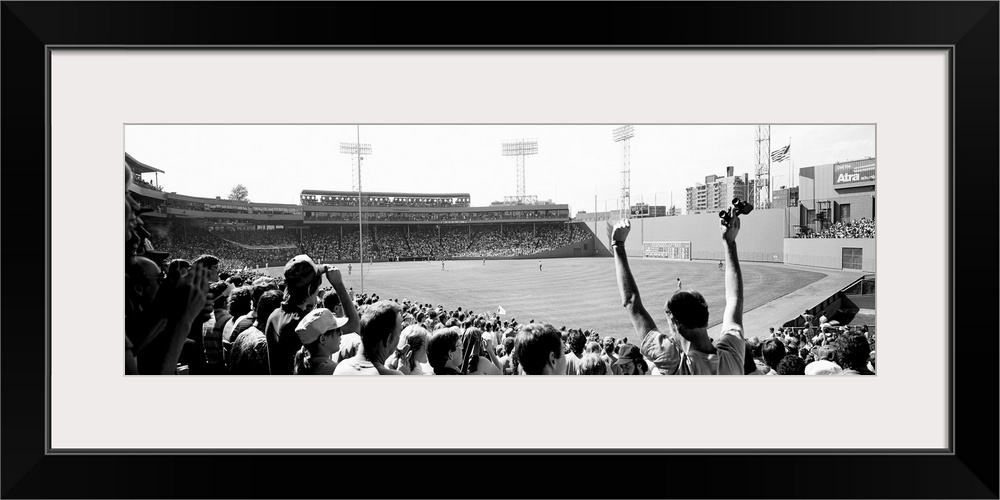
left=567, top=330, right=587, bottom=357
left=784, top=337, right=800, bottom=356
left=460, top=327, right=485, bottom=374
left=798, top=347, right=810, bottom=359
left=445, top=317, right=459, bottom=328
left=502, top=337, right=516, bottom=357
left=585, top=341, right=602, bottom=355
left=166, top=259, right=191, bottom=280
left=746, top=336, right=763, bottom=358
left=833, top=333, right=872, bottom=372
left=193, top=254, right=221, bottom=282
left=208, top=281, right=231, bottom=311
left=427, top=328, right=463, bottom=375
left=603, top=336, right=616, bottom=356
left=768, top=327, right=775, bottom=336
left=293, top=308, right=347, bottom=375
left=664, top=290, right=710, bottom=345
left=513, top=323, right=566, bottom=375
left=762, top=338, right=786, bottom=371
left=360, top=300, right=404, bottom=364
left=776, top=355, right=806, bottom=375
left=227, top=285, right=253, bottom=320
left=282, top=254, right=325, bottom=308
left=613, top=344, right=648, bottom=375
left=126, top=256, right=164, bottom=311
left=397, top=325, right=430, bottom=373
left=227, top=275, right=244, bottom=287
left=254, top=290, right=284, bottom=328
left=804, top=359, right=844, bottom=375
left=219, top=271, right=231, bottom=282
left=251, top=278, right=277, bottom=306
left=578, top=354, right=608, bottom=375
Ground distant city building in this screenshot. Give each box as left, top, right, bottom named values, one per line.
left=685, top=166, right=751, bottom=213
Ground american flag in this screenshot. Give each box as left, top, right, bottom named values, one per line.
left=771, top=144, right=791, bottom=162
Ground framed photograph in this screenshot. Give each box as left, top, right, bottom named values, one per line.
left=3, top=2, right=996, bottom=498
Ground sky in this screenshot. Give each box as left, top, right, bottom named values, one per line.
left=125, top=124, right=874, bottom=215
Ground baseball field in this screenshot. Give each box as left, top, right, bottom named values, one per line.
left=258, top=257, right=827, bottom=345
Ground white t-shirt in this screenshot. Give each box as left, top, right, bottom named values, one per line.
left=640, top=326, right=746, bottom=375
left=332, top=356, right=379, bottom=375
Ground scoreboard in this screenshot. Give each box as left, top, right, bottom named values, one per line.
left=643, top=241, right=691, bottom=260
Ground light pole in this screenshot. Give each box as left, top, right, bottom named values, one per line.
left=613, top=125, right=634, bottom=220
left=339, top=126, right=372, bottom=294
left=501, top=139, right=539, bottom=204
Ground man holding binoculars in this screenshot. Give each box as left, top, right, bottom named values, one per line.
left=610, top=198, right=749, bottom=375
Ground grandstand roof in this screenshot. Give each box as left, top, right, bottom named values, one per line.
left=300, top=189, right=470, bottom=198
left=125, top=153, right=164, bottom=174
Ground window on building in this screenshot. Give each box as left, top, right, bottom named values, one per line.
left=840, top=204, right=851, bottom=221
left=806, top=209, right=815, bottom=223
left=842, top=247, right=863, bottom=270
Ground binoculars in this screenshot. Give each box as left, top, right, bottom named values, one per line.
left=719, top=198, right=753, bottom=222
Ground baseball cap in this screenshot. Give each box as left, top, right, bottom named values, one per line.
left=295, top=308, right=348, bottom=345
left=284, top=254, right=324, bottom=289
left=804, top=359, right=844, bottom=375
left=614, top=344, right=642, bottom=365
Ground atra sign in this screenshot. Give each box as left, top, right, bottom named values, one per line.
left=833, top=159, right=875, bottom=186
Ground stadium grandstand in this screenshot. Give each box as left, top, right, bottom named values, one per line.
left=128, top=172, right=591, bottom=270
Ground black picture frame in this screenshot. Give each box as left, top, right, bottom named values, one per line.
left=2, top=2, right=996, bottom=498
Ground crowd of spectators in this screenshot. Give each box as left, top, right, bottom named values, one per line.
left=210, top=228, right=300, bottom=248
left=127, top=157, right=873, bottom=376
left=131, top=174, right=163, bottom=192
left=796, top=217, right=875, bottom=238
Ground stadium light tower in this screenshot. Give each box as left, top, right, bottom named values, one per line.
left=501, top=139, right=538, bottom=204
left=755, top=125, right=771, bottom=208
left=340, top=126, right=372, bottom=294
left=613, top=125, right=635, bottom=219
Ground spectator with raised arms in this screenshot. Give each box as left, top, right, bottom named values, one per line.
left=610, top=213, right=746, bottom=375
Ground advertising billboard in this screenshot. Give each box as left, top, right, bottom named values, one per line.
left=833, top=158, right=876, bottom=186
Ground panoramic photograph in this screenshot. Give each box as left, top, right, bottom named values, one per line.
left=124, top=124, right=876, bottom=376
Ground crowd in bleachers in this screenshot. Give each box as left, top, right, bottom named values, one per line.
left=126, top=158, right=875, bottom=377
left=796, top=217, right=875, bottom=238
left=210, top=228, right=300, bottom=248
left=131, top=174, right=163, bottom=191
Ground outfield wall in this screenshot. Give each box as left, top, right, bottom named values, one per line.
left=783, top=238, right=876, bottom=272
left=581, top=209, right=788, bottom=263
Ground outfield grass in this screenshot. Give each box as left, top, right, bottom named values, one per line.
left=265, top=257, right=826, bottom=346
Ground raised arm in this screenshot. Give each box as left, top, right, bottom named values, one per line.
left=325, top=266, right=360, bottom=334
left=611, top=219, right=658, bottom=338
left=721, top=214, right=744, bottom=331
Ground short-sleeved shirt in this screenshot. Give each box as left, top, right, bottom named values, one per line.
left=295, top=355, right=337, bottom=375
left=641, top=326, right=746, bottom=375
left=564, top=352, right=583, bottom=375
left=264, top=304, right=308, bottom=375
left=230, top=326, right=270, bottom=375
left=333, top=357, right=379, bottom=375
left=333, top=333, right=362, bottom=364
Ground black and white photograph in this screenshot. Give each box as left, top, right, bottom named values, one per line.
left=125, top=124, right=876, bottom=377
